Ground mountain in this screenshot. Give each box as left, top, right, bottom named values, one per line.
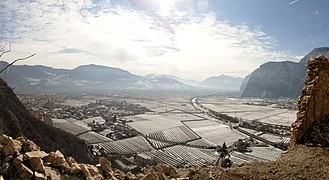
left=240, top=61, right=306, bottom=98
left=241, top=47, right=329, bottom=98
left=145, top=74, right=199, bottom=86
left=299, top=47, right=329, bottom=65
left=0, top=62, right=191, bottom=92
left=0, top=77, right=90, bottom=162
left=200, top=74, right=244, bottom=91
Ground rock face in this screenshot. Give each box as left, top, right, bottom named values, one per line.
left=241, top=61, right=306, bottom=98
left=241, top=47, right=329, bottom=99
left=290, top=55, right=329, bottom=147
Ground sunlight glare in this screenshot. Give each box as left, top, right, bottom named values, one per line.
left=153, top=0, right=180, bottom=16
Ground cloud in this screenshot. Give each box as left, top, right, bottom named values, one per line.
left=0, top=0, right=300, bottom=81
left=56, top=48, right=86, bottom=54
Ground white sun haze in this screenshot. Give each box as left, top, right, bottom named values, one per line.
left=0, top=0, right=300, bottom=81
left=153, top=0, right=181, bottom=16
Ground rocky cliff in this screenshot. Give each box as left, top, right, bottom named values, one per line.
left=0, top=78, right=90, bottom=163
left=241, top=47, right=329, bottom=99
left=290, top=55, right=329, bottom=146
left=240, top=61, right=306, bottom=98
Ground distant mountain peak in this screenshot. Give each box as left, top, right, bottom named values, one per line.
left=299, top=47, right=329, bottom=65
left=200, top=74, right=244, bottom=91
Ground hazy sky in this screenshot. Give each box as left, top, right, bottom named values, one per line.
left=1, top=0, right=328, bottom=81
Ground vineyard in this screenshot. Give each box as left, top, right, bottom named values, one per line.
left=186, top=138, right=216, bottom=148
left=162, top=145, right=217, bottom=166
left=98, top=136, right=153, bottom=155
left=184, top=120, right=247, bottom=146
left=78, top=131, right=112, bottom=144
left=127, top=114, right=184, bottom=135
left=231, top=146, right=283, bottom=164
left=52, top=118, right=90, bottom=135
left=146, top=125, right=200, bottom=148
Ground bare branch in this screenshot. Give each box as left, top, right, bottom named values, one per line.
left=0, top=53, right=36, bottom=74
left=0, top=43, right=11, bottom=58
left=0, top=42, right=7, bottom=51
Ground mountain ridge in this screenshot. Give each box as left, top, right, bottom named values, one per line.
left=0, top=62, right=192, bottom=92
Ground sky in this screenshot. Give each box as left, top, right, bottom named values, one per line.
left=0, top=0, right=328, bottom=81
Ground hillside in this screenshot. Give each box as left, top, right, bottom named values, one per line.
left=0, top=77, right=90, bottom=163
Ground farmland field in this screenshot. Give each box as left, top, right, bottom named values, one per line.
left=198, top=97, right=297, bottom=126
left=184, top=120, right=247, bottom=146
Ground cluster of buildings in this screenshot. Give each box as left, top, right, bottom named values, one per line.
left=19, top=94, right=150, bottom=121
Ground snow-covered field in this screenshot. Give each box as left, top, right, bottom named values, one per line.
left=199, top=97, right=297, bottom=126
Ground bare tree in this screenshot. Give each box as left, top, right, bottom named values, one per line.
left=0, top=40, right=36, bottom=74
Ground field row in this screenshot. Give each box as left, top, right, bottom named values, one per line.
left=99, top=136, right=152, bottom=155
left=136, top=145, right=217, bottom=167
left=52, top=118, right=90, bottom=135
left=231, top=146, right=283, bottom=163
left=146, top=126, right=200, bottom=148
left=184, top=120, right=247, bottom=146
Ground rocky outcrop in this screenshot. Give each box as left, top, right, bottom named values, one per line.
left=291, top=55, right=329, bottom=147
left=0, top=134, right=174, bottom=180
left=0, top=134, right=107, bottom=179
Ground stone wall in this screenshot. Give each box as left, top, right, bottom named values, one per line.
left=290, top=55, right=329, bottom=147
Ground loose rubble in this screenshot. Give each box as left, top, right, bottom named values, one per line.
left=0, top=134, right=175, bottom=180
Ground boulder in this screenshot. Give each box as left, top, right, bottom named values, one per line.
left=4, top=155, right=13, bottom=162
left=126, top=171, right=137, bottom=180
left=34, top=171, right=47, bottom=180
left=80, top=164, right=104, bottom=180
left=30, top=157, right=46, bottom=173
left=70, top=162, right=82, bottom=174
left=22, top=140, right=40, bottom=152
left=141, top=172, right=159, bottom=180
left=15, top=136, right=26, bottom=144
left=13, top=154, right=24, bottom=165
left=45, top=150, right=70, bottom=170
left=24, top=151, right=48, bottom=160
left=99, top=157, right=112, bottom=174
left=2, top=138, right=22, bottom=156
left=45, top=166, right=61, bottom=180
left=0, top=134, right=11, bottom=145
left=16, top=163, right=34, bottom=179
left=66, top=156, right=77, bottom=166
left=157, top=163, right=173, bottom=176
